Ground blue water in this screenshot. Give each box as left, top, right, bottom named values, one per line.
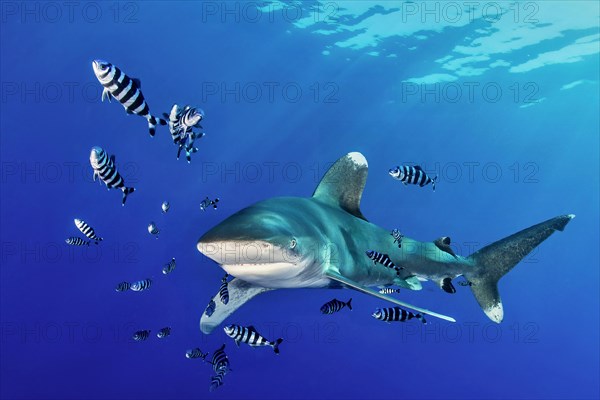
left=1, top=2, right=599, bottom=399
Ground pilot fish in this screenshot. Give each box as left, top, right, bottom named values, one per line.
left=389, top=165, right=437, bottom=191
left=320, top=298, right=352, bottom=314
left=372, top=307, right=427, bottom=324
left=65, top=237, right=89, bottom=246
left=224, top=325, right=283, bottom=354
left=162, top=258, right=176, bottom=275
left=132, top=330, right=151, bottom=341
left=92, top=59, right=166, bottom=136
left=74, top=219, right=102, bottom=243
left=89, top=146, right=135, bottom=206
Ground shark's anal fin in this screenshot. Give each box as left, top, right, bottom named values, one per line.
left=325, top=271, right=456, bottom=323
left=200, top=278, right=274, bottom=334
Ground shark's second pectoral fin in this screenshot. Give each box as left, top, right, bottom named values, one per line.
left=200, top=278, right=274, bottom=334
left=325, top=271, right=456, bottom=323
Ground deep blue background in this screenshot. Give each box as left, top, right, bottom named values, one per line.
left=1, top=2, right=598, bottom=399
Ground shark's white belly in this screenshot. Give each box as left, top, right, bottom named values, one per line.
left=220, top=260, right=329, bottom=289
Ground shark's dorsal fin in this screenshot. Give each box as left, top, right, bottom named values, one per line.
left=325, top=271, right=456, bottom=323
left=312, top=152, right=368, bottom=220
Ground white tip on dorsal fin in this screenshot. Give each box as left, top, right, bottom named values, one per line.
left=312, top=152, right=368, bottom=220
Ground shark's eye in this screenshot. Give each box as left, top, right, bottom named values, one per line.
left=290, top=238, right=297, bottom=249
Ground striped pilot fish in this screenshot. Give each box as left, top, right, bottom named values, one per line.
left=164, top=104, right=204, bottom=142
left=115, top=281, right=130, bottom=292
left=130, top=278, right=152, bottom=292
left=92, top=59, right=166, bottom=136
left=379, top=287, right=401, bottom=295
left=156, top=327, right=171, bottom=339
left=74, top=219, right=102, bottom=244
left=390, top=228, right=403, bottom=248
left=132, top=330, right=151, bottom=341
left=89, top=146, right=135, bottom=206
left=209, top=372, right=225, bottom=392
left=162, top=258, right=176, bottom=275
left=224, top=325, right=283, bottom=354
left=219, top=274, right=229, bottom=305
left=320, top=298, right=352, bottom=315
left=389, top=165, right=437, bottom=191
left=372, top=307, right=427, bottom=324
left=211, top=344, right=231, bottom=375
left=365, top=250, right=403, bottom=273
left=185, top=348, right=208, bottom=360
left=65, top=237, right=89, bottom=246
left=147, top=222, right=159, bottom=238
left=161, top=201, right=170, bottom=213
left=205, top=299, right=216, bottom=317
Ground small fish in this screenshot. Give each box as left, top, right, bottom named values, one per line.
left=92, top=59, right=166, bottom=136
left=320, top=298, right=352, bottom=315
left=224, top=325, right=283, bottom=354
left=164, top=104, right=204, bottom=139
left=200, top=197, right=219, bottom=211
left=205, top=299, right=216, bottom=317
left=132, top=330, right=151, bottom=341
left=458, top=280, right=474, bottom=287
left=209, top=372, right=225, bottom=392
left=372, top=307, right=427, bottom=324
left=89, top=146, right=135, bottom=206
left=379, top=287, right=401, bottom=295
left=115, top=281, right=130, bottom=292
left=186, top=348, right=208, bottom=360
left=366, top=250, right=403, bottom=273
left=219, top=274, right=229, bottom=305
left=130, top=278, right=152, bottom=292
left=434, top=236, right=458, bottom=258
left=65, top=237, right=90, bottom=246
left=161, top=201, right=170, bottom=213
left=74, top=219, right=102, bottom=243
left=156, top=327, right=171, bottom=339
left=147, top=222, right=159, bottom=238
left=389, top=165, right=437, bottom=191
left=162, top=258, right=176, bottom=275
left=391, top=229, right=404, bottom=248
left=211, top=344, right=231, bottom=375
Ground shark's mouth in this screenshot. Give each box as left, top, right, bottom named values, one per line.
left=220, top=262, right=298, bottom=285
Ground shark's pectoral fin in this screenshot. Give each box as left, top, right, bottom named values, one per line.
left=325, top=271, right=456, bottom=323
left=200, top=278, right=274, bottom=334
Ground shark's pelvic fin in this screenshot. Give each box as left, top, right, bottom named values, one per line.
left=325, top=271, right=456, bottom=323
left=200, top=278, right=274, bottom=334
left=465, top=214, right=575, bottom=323
left=312, top=152, right=368, bottom=221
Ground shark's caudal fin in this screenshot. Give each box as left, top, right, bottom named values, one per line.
left=312, top=152, right=368, bottom=221
left=200, top=278, right=273, bottom=334
left=326, top=271, right=456, bottom=323
left=465, top=214, right=575, bottom=323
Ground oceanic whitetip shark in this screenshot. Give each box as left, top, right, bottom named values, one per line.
left=197, top=152, right=574, bottom=334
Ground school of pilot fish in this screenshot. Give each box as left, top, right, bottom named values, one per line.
left=65, top=59, right=445, bottom=392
